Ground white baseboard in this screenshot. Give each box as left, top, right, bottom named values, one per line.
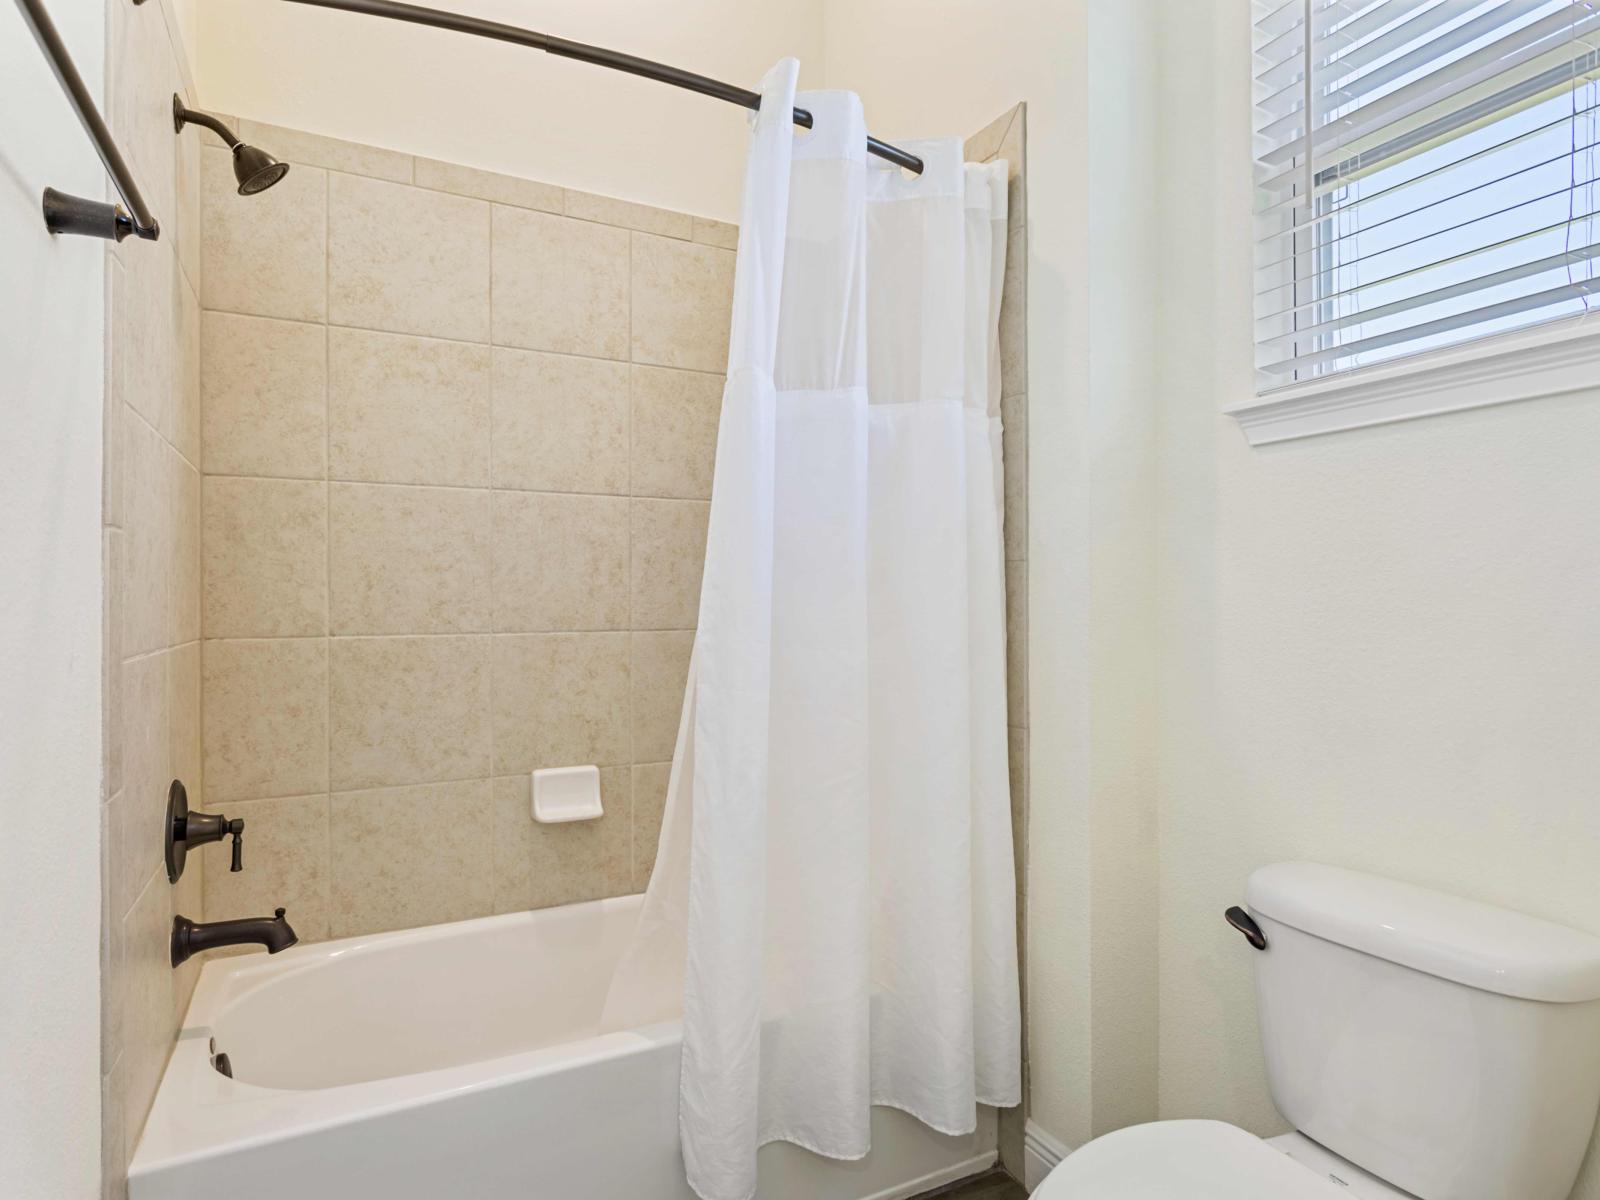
left=864, top=1150, right=998, bottom=1200
left=1022, top=1121, right=1071, bottom=1192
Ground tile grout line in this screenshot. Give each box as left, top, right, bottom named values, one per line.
left=200, top=470, right=711, bottom=505
left=323, top=164, right=334, bottom=917
left=626, top=228, right=637, bottom=888
left=200, top=309, right=730, bottom=380
left=486, top=200, right=502, bottom=907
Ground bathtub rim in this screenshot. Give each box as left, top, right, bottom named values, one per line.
left=132, top=895, right=664, bottom=1177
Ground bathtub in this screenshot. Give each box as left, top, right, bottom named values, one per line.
left=128, top=895, right=997, bottom=1199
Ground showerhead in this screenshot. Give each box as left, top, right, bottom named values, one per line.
left=231, top=143, right=291, bottom=196
left=172, top=95, right=290, bottom=196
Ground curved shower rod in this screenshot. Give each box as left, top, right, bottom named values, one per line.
left=266, top=0, right=926, bottom=175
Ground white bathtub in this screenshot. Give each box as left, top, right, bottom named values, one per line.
left=129, top=895, right=996, bottom=1199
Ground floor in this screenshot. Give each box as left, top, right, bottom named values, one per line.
left=912, top=1169, right=1028, bottom=1200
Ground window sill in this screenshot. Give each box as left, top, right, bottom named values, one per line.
left=1227, top=316, right=1600, bottom=446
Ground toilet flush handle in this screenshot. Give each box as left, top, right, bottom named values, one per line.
left=1225, top=906, right=1267, bottom=950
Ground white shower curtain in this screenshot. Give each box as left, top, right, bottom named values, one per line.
left=603, top=59, right=1019, bottom=1200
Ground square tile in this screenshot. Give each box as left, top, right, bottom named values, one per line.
left=170, top=451, right=201, bottom=646
left=630, top=762, right=671, bottom=890
left=239, top=119, right=412, bottom=182
left=491, top=348, right=628, bottom=494
left=1006, top=571, right=1027, bottom=730
left=201, top=313, right=327, bottom=479
left=491, top=772, right=632, bottom=911
left=630, top=232, right=734, bottom=372
left=168, top=641, right=201, bottom=801
left=492, top=633, right=630, bottom=773
left=630, top=632, right=692, bottom=763
left=119, top=871, right=174, bottom=1160
left=329, top=636, right=491, bottom=790
left=691, top=217, right=738, bottom=249
left=328, top=172, right=490, bottom=341
left=116, top=235, right=175, bottom=440
left=202, top=477, right=328, bottom=639
left=104, top=260, right=126, bottom=529
left=174, top=88, right=201, bottom=294
left=1008, top=726, right=1028, bottom=891
left=104, top=530, right=124, bottom=801
left=202, top=638, right=329, bottom=802
left=101, top=795, right=126, bottom=1061
left=630, top=499, right=710, bottom=629
left=1002, top=402, right=1027, bottom=562
left=1000, top=227, right=1027, bottom=396
left=175, top=273, right=201, bottom=466
left=414, top=158, right=562, bottom=212
left=100, top=1057, right=126, bottom=1200
left=965, top=106, right=1018, bottom=165
left=492, top=208, right=629, bottom=359
left=201, top=147, right=327, bottom=322
left=330, top=781, right=493, bottom=936
left=564, top=189, right=692, bottom=239
left=118, top=652, right=169, bottom=917
left=328, top=327, right=491, bottom=487
left=124, top=413, right=171, bottom=659
left=202, top=794, right=331, bottom=942
left=492, top=492, right=628, bottom=632
left=630, top=365, right=722, bottom=500
left=329, top=483, right=490, bottom=635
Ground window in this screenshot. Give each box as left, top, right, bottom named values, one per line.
left=1251, top=0, right=1600, bottom=393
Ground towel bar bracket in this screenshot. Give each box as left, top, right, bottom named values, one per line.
left=41, top=187, right=139, bottom=242
left=16, top=0, right=163, bottom=241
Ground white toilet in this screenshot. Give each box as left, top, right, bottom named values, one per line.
left=1036, top=862, right=1600, bottom=1199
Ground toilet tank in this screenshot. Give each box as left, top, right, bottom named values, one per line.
left=1245, top=863, right=1600, bottom=1200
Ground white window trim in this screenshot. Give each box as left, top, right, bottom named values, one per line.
left=1228, top=314, right=1600, bottom=445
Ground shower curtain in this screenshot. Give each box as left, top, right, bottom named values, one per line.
left=603, top=58, right=1019, bottom=1200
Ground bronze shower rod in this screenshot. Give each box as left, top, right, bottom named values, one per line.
left=274, top=0, right=926, bottom=175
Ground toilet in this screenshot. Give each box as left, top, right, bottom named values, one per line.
left=1036, top=862, right=1600, bottom=1199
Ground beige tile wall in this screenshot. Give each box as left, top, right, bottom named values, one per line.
left=965, top=103, right=1029, bottom=1181
left=193, top=112, right=1027, bottom=1171
left=100, top=0, right=205, bottom=1194
left=197, top=121, right=738, bottom=943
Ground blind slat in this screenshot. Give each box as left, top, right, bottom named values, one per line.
left=1255, top=241, right=1600, bottom=351
left=1255, top=151, right=1600, bottom=276
left=1255, top=0, right=1445, bottom=92
left=1255, top=0, right=1556, bottom=122
left=1255, top=5, right=1599, bottom=168
left=1255, top=92, right=1600, bottom=231
left=1252, top=0, right=1599, bottom=389
left=1255, top=201, right=1600, bottom=322
left=1256, top=278, right=1596, bottom=374
left=1254, top=41, right=1600, bottom=197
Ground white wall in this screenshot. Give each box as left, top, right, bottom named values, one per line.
left=0, top=1, right=107, bottom=1196
left=824, top=0, right=1163, bottom=1151
left=194, top=0, right=824, bottom=221
left=1153, top=3, right=1600, bottom=1197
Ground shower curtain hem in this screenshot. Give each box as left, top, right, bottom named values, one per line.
left=683, top=1089, right=1019, bottom=1200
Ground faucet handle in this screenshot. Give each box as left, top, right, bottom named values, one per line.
left=165, top=779, right=249, bottom=883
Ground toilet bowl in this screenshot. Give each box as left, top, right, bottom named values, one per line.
left=1034, top=1120, right=1409, bottom=1198
left=1032, top=863, right=1600, bottom=1200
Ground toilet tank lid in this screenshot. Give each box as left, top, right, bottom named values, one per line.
left=1245, top=863, right=1600, bottom=1003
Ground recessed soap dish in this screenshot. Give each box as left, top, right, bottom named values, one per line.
left=531, top=765, right=603, bottom=823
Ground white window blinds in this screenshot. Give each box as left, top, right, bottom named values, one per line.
left=1253, top=0, right=1600, bottom=388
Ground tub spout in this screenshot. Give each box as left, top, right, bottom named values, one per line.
left=172, top=908, right=297, bottom=967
